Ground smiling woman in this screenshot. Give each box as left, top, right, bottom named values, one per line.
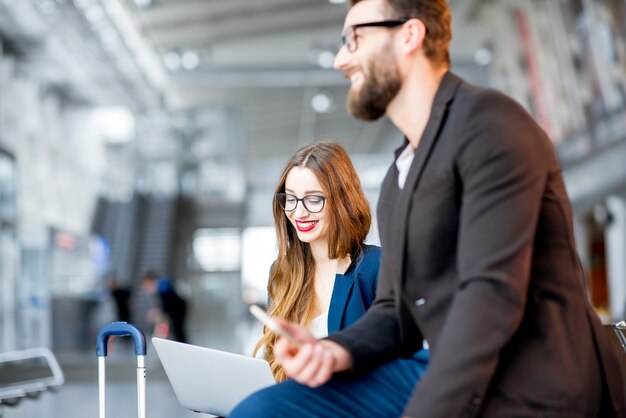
left=253, top=141, right=374, bottom=381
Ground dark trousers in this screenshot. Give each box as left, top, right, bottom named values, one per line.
left=230, top=350, right=429, bottom=418
left=167, top=306, right=187, bottom=343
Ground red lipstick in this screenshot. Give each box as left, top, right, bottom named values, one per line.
left=295, top=220, right=318, bottom=232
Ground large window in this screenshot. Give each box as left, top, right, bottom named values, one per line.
left=241, top=227, right=276, bottom=305
left=0, top=149, right=16, bottom=223
left=192, top=228, right=242, bottom=272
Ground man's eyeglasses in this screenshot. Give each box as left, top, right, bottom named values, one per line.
left=276, top=193, right=326, bottom=213
left=341, top=19, right=409, bottom=53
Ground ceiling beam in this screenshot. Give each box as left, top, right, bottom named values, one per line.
left=148, top=3, right=344, bottom=48
left=138, top=0, right=328, bottom=29
left=170, top=67, right=346, bottom=89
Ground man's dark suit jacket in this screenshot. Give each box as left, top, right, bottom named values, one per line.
left=327, top=72, right=625, bottom=417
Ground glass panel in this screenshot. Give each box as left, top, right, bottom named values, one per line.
left=241, top=227, right=276, bottom=305
left=0, top=152, right=16, bottom=222
left=0, top=150, right=18, bottom=352
left=192, top=228, right=242, bottom=272
left=0, top=227, right=18, bottom=352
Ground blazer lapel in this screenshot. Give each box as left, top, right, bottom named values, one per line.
left=327, top=273, right=355, bottom=334
left=377, top=154, right=402, bottom=240
left=392, top=72, right=462, bottom=284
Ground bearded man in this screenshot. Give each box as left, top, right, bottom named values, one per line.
left=232, top=0, right=625, bottom=417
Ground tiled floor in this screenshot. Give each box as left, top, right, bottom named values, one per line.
left=2, top=380, right=204, bottom=418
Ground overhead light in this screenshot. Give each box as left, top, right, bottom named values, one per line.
left=74, top=0, right=93, bottom=8
left=164, top=51, right=181, bottom=71
left=101, top=0, right=167, bottom=91
left=99, top=27, right=119, bottom=47
left=36, top=0, right=57, bottom=15
left=317, top=50, right=335, bottom=69
left=181, top=50, right=199, bottom=70
left=134, top=0, right=152, bottom=8
left=93, top=107, right=135, bottom=143
left=328, top=0, right=346, bottom=3
left=474, top=46, right=492, bottom=66
left=311, top=91, right=334, bottom=114
left=85, top=5, right=104, bottom=22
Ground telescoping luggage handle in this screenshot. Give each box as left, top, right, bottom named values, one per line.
left=96, top=322, right=147, bottom=418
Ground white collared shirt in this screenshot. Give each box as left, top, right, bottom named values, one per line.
left=309, top=310, right=329, bottom=338
left=395, top=143, right=415, bottom=189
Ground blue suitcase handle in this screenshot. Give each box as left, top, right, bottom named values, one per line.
left=96, top=322, right=146, bottom=357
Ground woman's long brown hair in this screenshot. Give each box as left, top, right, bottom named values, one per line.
left=253, top=141, right=372, bottom=381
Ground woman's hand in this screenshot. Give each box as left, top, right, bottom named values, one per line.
left=273, top=320, right=353, bottom=387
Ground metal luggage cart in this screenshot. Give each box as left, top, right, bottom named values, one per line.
left=96, top=322, right=147, bottom=418
left=0, top=347, right=64, bottom=415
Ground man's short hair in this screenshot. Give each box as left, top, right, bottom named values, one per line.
left=350, top=0, right=451, bottom=67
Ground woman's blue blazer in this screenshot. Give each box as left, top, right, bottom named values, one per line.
left=327, top=244, right=381, bottom=333
left=327, top=244, right=430, bottom=365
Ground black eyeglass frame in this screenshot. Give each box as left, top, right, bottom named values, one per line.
left=276, top=193, right=327, bottom=213
left=341, top=19, right=410, bottom=53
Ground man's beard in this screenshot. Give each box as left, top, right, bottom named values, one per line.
left=347, top=50, right=401, bottom=121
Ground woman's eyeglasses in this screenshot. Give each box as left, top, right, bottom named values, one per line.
left=276, top=193, right=326, bottom=213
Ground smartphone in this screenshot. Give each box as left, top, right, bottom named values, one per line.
left=249, top=305, right=302, bottom=348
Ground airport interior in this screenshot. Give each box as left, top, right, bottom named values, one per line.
left=1, top=0, right=626, bottom=416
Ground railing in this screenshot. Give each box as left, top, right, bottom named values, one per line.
left=557, top=107, right=626, bottom=167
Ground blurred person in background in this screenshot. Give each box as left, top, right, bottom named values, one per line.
left=234, top=141, right=429, bottom=416
left=106, top=274, right=132, bottom=323
left=141, top=271, right=188, bottom=343
left=233, top=0, right=625, bottom=417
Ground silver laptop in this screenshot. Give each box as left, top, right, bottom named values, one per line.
left=152, top=337, right=275, bottom=417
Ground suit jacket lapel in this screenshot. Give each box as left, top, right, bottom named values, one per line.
left=327, top=273, right=355, bottom=333
left=392, top=72, right=462, bottom=284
